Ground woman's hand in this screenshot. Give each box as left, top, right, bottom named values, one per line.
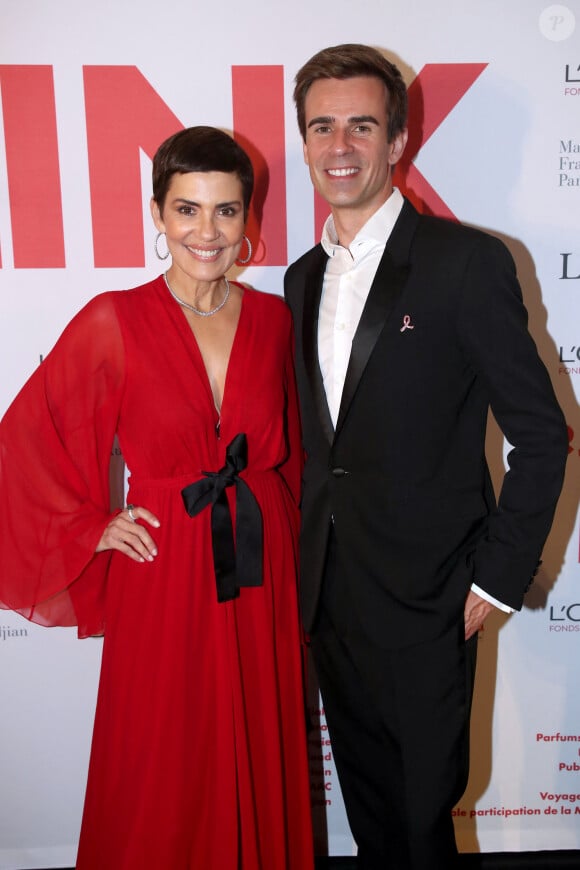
left=96, top=505, right=160, bottom=563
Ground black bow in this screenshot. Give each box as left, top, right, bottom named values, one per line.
left=181, top=433, right=263, bottom=602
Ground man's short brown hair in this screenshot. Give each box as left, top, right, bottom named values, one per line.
left=294, top=44, right=408, bottom=143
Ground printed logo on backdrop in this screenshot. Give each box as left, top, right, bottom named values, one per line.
left=1, top=622, right=28, bottom=641
left=540, top=792, right=580, bottom=814
left=0, top=62, right=488, bottom=269
left=538, top=4, right=578, bottom=95
left=308, top=705, right=334, bottom=809
left=559, top=138, right=580, bottom=186
left=559, top=344, right=580, bottom=375
left=548, top=601, right=580, bottom=631
left=564, top=63, right=580, bottom=94
left=0, top=65, right=287, bottom=269
left=556, top=250, right=580, bottom=390
left=537, top=732, right=580, bottom=776
left=559, top=252, right=580, bottom=280
left=455, top=732, right=580, bottom=824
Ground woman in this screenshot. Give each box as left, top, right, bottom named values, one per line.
left=0, top=127, right=314, bottom=869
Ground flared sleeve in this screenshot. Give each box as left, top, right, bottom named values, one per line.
left=0, top=292, right=125, bottom=637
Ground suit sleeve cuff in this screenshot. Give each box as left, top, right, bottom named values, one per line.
left=471, top=583, right=515, bottom=614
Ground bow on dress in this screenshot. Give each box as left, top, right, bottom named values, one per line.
left=181, top=433, right=263, bottom=603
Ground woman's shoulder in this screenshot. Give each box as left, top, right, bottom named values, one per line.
left=104, top=275, right=164, bottom=312
left=238, top=285, right=292, bottom=338
left=236, top=284, right=289, bottom=317
left=52, top=277, right=163, bottom=355
left=71, top=277, right=166, bottom=335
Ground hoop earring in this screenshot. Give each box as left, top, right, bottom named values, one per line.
left=154, top=232, right=170, bottom=260
left=236, top=234, right=252, bottom=265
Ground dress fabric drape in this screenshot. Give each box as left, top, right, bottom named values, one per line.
left=0, top=276, right=313, bottom=869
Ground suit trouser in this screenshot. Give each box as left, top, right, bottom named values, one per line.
left=310, top=532, right=478, bottom=870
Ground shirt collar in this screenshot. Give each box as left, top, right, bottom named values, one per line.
left=321, top=187, right=405, bottom=257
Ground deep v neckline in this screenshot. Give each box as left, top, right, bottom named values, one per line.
left=164, top=278, right=247, bottom=427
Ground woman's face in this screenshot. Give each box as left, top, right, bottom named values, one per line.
left=151, top=171, right=245, bottom=285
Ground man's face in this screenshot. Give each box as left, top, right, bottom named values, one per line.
left=302, top=76, right=407, bottom=224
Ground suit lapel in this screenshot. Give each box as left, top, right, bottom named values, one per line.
left=335, top=199, right=419, bottom=436
left=301, top=247, right=335, bottom=445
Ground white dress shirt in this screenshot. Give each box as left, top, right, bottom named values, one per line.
left=317, top=188, right=512, bottom=615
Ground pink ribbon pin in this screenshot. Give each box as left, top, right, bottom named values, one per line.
left=400, top=315, right=414, bottom=332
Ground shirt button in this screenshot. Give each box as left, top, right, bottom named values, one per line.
left=331, top=467, right=347, bottom=477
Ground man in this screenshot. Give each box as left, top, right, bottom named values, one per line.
left=284, top=44, right=568, bottom=869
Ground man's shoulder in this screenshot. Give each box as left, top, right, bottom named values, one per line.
left=405, top=211, right=511, bottom=275
left=414, top=208, right=506, bottom=252
left=286, top=242, right=326, bottom=277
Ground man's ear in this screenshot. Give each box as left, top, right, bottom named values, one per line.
left=388, top=128, right=408, bottom=166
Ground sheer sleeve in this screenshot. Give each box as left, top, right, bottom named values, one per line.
left=0, top=292, right=125, bottom=637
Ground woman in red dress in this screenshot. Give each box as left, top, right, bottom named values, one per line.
left=0, top=127, right=314, bottom=869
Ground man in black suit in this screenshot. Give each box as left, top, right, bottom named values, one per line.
left=284, top=44, right=568, bottom=869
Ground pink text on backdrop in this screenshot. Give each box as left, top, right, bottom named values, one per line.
left=0, top=63, right=487, bottom=269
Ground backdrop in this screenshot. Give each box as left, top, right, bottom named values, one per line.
left=1, top=1, right=579, bottom=866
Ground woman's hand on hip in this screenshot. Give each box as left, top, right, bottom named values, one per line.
left=96, top=505, right=160, bottom=562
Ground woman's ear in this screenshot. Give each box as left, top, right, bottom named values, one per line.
left=150, top=197, right=164, bottom=232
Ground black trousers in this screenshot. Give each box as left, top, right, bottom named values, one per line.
left=310, top=532, right=478, bottom=870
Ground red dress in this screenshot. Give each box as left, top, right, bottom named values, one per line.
left=0, top=276, right=314, bottom=869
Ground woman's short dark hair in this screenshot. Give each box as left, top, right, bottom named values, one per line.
left=152, top=126, right=254, bottom=216
left=294, top=44, right=408, bottom=143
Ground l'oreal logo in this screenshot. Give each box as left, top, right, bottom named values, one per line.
left=549, top=603, right=580, bottom=621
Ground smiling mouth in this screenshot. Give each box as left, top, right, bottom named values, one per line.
left=187, top=247, right=221, bottom=259
left=326, top=167, right=359, bottom=177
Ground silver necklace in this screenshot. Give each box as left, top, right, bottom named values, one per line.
left=163, top=272, right=230, bottom=317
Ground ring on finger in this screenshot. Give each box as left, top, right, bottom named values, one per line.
left=126, top=504, right=137, bottom=523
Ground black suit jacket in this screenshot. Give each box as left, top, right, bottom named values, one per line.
left=284, top=198, right=568, bottom=649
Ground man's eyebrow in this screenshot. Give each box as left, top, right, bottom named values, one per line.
left=307, top=115, right=334, bottom=129
left=348, top=115, right=380, bottom=125
left=307, top=114, right=380, bottom=129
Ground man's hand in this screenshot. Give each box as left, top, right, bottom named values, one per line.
left=464, top=589, right=495, bottom=640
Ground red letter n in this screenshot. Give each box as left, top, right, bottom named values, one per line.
left=83, top=67, right=183, bottom=267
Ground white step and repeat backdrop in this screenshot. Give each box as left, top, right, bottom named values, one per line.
left=1, top=1, right=579, bottom=865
